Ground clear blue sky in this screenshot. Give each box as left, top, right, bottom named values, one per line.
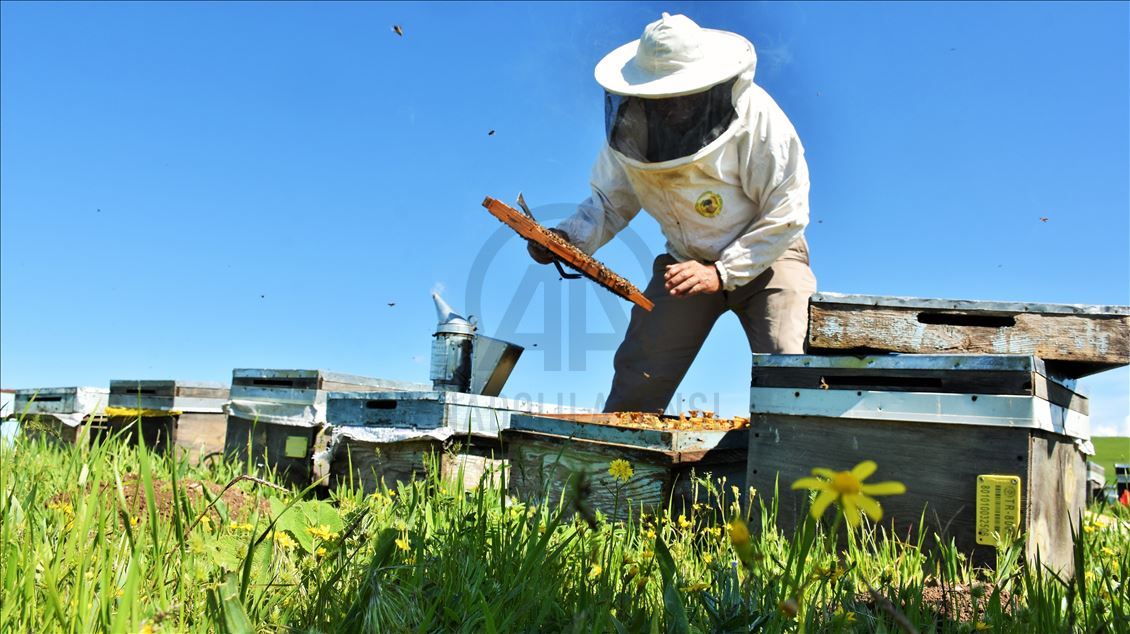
left=2, top=1, right=1127, bottom=435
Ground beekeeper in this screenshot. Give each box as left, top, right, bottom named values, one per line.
left=529, top=12, right=817, bottom=413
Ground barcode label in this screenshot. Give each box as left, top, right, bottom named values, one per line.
left=975, top=475, right=1021, bottom=546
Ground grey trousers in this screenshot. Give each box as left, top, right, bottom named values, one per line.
left=603, top=237, right=817, bottom=413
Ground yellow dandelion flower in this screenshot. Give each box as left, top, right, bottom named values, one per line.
left=791, top=460, right=906, bottom=527
left=645, top=528, right=657, bottom=540
left=272, top=531, right=297, bottom=550
left=728, top=519, right=750, bottom=547
left=306, top=525, right=339, bottom=541
left=395, top=537, right=410, bottom=551
left=608, top=459, right=634, bottom=483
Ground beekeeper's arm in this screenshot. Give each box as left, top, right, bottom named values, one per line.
left=714, top=111, right=810, bottom=291
left=553, top=146, right=642, bottom=255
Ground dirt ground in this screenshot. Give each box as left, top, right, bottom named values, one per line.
left=50, top=473, right=271, bottom=521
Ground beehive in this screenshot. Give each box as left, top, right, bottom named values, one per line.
left=807, top=293, right=1129, bottom=378
left=10, top=387, right=110, bottom=445
left=106, top=380, right=230, bottom=462
left=223, top=369, right=425, bottom=488
left=325, top=391, right=585, bottom=492
left=505, top=412, right=750, bottom=520
left=746, top=354, right=1091, bottom=575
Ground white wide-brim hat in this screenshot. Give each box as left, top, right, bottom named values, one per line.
left=595, top=12, right=756, bottom=98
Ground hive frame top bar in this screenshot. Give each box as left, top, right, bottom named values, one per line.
left=811, top=292, right=1129, bottom=316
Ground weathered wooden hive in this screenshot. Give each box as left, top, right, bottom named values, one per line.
left=505, top=412, right=749, bottom=520
left=223, top=369, right=424, bottom=488
left=10, top=387, right=110, bottom=445
left=325, top=391, right=585, bottom=492
left=746, top=354, right=1093, bottom=575
left=807, top=293, right=1129, bottom=378
left=106, top=380, right=230, bottom=462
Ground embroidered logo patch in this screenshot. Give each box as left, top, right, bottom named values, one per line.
left=694, top=191, right=723, bottom=218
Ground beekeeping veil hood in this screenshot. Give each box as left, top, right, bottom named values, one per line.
left=595, top=13, right=756, bottom=164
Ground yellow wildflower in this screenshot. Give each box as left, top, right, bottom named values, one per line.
left=703, top=553, right=713, bottom=564
left=272, top=531, right=297, bottom=550
left=1101, top=546, right=1117, bottom=557
left=681, top=583, right=710, bottom=592
left=130, top=516, right=141, bottom=527
left=306, top=524, right=339, bottom=541
left=728, top=519, right=750, bottom=547
left=791, top=460, right=906, bottom=527
left=608, top=459, right=634, bottom=483
left=706, top=526, right=722, bottom=539
left=974, top=622, right=991, bottom=631
left=645, top=528, right=657, bottom=540
left=692, top=503, right=704, bottom=512
left=588, top=563, right=603, bottom=578
left=641, top=550, right=654, bottom=561
left=677, top=515, right=692, bottom=530
left=1083, top=524, right=1096, bottom=534
left=139, top=623, right=155, bottom=634
left=833, top=607, right=856, bottom=623
left=315, top=547, right=327, bottom=558
left=47, top=500, right=74, bottom=516
left=230, top=522, right=254, bottom=532
left=395, top=537, right=410, bottom=551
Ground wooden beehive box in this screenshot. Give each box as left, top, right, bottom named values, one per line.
left=107, top=380, right=230, bottom=462
left=325, top=391, right=585, bottom=492
left=11, top=387, right=110, bottom=446
left=746, top=354, right=1090, bottom=575
left=807, top=293, right=1130, bottom=378
left=223, top=369, right=426, bottom=488
left=505, top=413, right=749, bottom=521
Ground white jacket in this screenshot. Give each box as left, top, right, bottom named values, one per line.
left=556, top=75, right=810, bottom=292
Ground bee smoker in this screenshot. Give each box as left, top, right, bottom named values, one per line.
left=430, top=293, right=524, bottom=396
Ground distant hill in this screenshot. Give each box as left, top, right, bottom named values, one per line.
left=1092, top=436, right=1130, bottom=484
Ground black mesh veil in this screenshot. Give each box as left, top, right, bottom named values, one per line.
left=605, top=76, right=739, bottom=163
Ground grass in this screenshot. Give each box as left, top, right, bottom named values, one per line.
left=1, top=418, right=1128, bottom=633
left=1091, top=436, right=1130, bottom=485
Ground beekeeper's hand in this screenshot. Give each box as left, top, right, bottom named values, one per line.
left=664, top=260, right=722, bottom=296
left=528, top=229, right=570, bottom=265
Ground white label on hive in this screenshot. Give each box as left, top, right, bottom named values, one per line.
left=976, top=474, right=1021, bottom=546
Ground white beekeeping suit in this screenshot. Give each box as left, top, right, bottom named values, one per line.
left=557, top=15, right=809, bottom=291
left=532, top=13, right=817, bottom=413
